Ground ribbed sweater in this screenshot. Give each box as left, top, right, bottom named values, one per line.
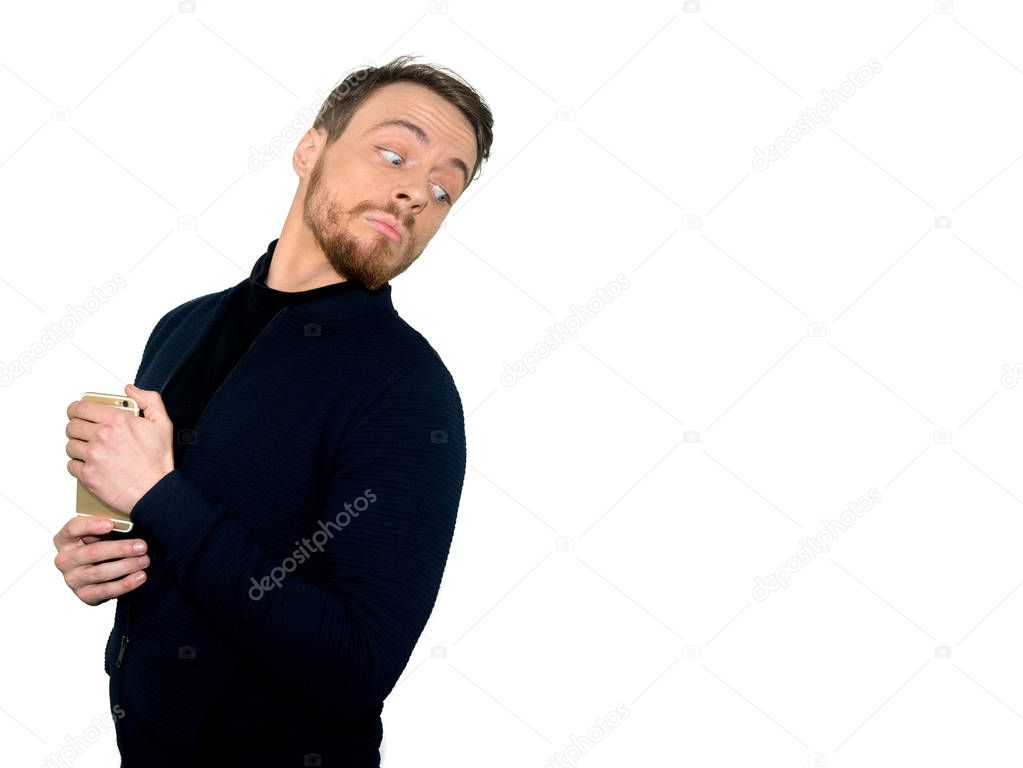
left=104, top=238, right=466, bottom=767
left=163, top=239, right=359, bottom=469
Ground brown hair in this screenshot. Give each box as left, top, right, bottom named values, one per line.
left=312, top=55, right=494, bottom=189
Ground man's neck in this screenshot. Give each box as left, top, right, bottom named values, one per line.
left=268, top=205, right=348, bottom=292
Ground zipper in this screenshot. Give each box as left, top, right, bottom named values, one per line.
left=116, top=592, right=132, bottom=669
left=115, top=634, right=129, bottom=668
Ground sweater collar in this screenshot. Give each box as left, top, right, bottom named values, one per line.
left=239, top=238, right=396, bottom=322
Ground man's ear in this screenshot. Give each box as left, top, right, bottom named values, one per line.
left=293, top=127, right=325, bottom=179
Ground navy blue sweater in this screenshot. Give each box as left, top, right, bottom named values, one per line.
left=105, top=240, right=467, bottom=766
left=162, top=239, right=360, bottom=470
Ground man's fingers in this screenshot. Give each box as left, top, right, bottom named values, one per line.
left=53, top=515, right=149, bottom=607
left=66, top=555, right=150, bottom=591
left=53, top=515, right=114, bottom=548
left=75, top=570, right=148, bottom=606
left=57, top=539, right=146, bottom=572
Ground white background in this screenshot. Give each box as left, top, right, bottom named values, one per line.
left=2, top=0, right=1023, bottom=765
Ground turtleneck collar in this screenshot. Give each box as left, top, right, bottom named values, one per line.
left=238, top=238, right=396, bottom=323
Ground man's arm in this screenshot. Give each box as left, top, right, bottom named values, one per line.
left=50, top=301, right=191, bottom=603
left=129, top=361, right=466, bottom=716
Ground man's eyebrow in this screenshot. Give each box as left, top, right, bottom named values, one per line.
left=368, top=118, right=470, bottom=191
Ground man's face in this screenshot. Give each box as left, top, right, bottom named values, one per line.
left=300, top=81, right=478, bottom=290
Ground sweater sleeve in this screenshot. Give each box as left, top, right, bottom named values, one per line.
left=129, top=361, right=467, bottom=716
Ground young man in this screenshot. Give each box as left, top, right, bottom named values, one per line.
left=54, top=55, right=493, bottom=766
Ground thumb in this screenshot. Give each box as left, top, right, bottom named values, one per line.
left=125, top=384, right=169, bottom=423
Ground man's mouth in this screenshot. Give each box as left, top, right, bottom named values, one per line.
left=364, top=215, right=403, bottom=244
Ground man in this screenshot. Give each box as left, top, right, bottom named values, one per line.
left=52, top=55, right=494, bottom=766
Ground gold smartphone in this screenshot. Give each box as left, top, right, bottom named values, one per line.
left=74, top=392, right=139, bottom=533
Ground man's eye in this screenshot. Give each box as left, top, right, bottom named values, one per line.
left=380, top=148, right=453, bottom=205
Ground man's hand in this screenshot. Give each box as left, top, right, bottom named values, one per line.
left=65, top=384, right=175, bottom=517
left=53, top=515, right=150, bottom=606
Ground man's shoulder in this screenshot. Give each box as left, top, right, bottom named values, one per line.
left=369, top=311, right=462, bottom=391
left=154, top=287, right=233, bottom=335
left=135, top=287, right=235, bottom=384
left=332, top=312, right=464, bottom=428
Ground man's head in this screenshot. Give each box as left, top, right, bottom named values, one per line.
left=293, top=56, right=493, bottom=290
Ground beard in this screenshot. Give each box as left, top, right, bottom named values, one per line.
left=302, top=157, right=420, bottom=291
